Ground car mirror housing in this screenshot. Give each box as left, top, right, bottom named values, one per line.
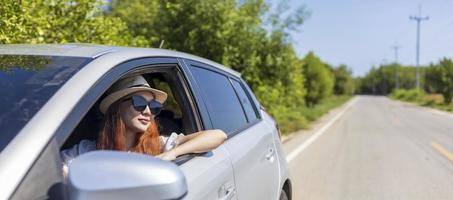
left=68, top=151, right=187, bottom=200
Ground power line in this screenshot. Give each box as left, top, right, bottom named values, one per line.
left=409, top=5, right=429, bottom=89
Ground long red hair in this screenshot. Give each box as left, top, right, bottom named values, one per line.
left=96, top=101, right=161, bottom=155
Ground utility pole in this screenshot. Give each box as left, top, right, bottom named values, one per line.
left=409, top=5, right=429, bottom=89
left=391, top=45, right=401, bottom=89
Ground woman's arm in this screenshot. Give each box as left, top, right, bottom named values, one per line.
left=157, top=129, right=227, bottom=161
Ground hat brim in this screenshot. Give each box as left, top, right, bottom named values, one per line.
left=100, top=87, right=168, bottom=114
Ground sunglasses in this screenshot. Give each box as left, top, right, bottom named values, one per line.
left=123, top=95, right=162, bottom=115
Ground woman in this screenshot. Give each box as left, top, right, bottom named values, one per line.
left=61, top=75, right=227, bottom=176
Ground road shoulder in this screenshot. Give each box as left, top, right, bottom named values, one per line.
left=282, top=96, right=357, bottom=157
left=389, top=97, right=453, bottom=119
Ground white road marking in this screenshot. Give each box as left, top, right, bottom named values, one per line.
left=286, top=97, right=358, bottom=163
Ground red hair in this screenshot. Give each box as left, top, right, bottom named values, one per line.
left=96, top=101, right=161, bottom=155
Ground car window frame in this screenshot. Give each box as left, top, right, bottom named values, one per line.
left=55, top=56, right=211, bottom=166
left=238, top=77, right=263, bottom=117
left=54, top=57, right=185, bottom=145
left=178, top=58, right=216, bottom=130
left=11, top=138, right=65, bottom=200
left=180, top=58, right=263, bottom=138
left=140, top=65, right=202, bottom=134
left=228, top=76, right=262, bottom=122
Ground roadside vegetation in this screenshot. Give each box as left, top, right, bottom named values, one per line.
left=357, top=58, right=453, bottom=113
left=390, top=89, right=453, bottom=112
left=0, top=0, right=354, bottom=134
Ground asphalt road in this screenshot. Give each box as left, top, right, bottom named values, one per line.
left=283, top=96, right=453, bottom=200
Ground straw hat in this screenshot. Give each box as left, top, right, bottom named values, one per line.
left=99, top=75, right=167, bottom=114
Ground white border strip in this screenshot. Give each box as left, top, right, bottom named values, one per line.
left=286, top=97, right=358, bottom=162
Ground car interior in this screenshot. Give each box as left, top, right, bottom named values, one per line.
left=61, top=67, right=198, bottom=151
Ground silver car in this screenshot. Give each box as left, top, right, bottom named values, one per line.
left=0, top=44, right=291, bottom=200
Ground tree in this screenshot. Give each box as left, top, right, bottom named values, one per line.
left=302, top=52, right=334, bottom=106
left=424, top=63, right=443, bottom=93
left=108, top=0, right=309, bottom=119
left=333, top=65, right=354, bottom=95
left=436, top=58, right=453, bottom=104
left=357, top=64, right=418, bottom=94
left=0, top=0, right=145, bottom=46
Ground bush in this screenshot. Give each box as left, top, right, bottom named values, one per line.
left=421, top=94, right=443, bottom=106
left=274, top=95, right=352, bottom=134
left=276, top=109, right=309, bottom=134
left=391, top=89, right=425, bottom=102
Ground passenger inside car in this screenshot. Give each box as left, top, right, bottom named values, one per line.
left=60, top=74, right=227, bottom=178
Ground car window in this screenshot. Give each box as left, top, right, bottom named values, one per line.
left=62, top=70, right=190, bottom=150
left=145, top=73, right=185, bottom=136
left=230, top=78, right=259, bottom=123
left=190, top=66, right=248, bottom=134
left=0, top=55, right=91, bottom=152
left=147, top=74, right=182, bottom=119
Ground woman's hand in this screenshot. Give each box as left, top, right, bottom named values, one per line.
left=157, top=129, right=227, bottom=161
left=156, top=150, right=178, bottom=161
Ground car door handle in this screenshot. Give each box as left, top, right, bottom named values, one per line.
left=219, top=185, right=236, bottom=200
left=265, top=148, right=275, bottom=160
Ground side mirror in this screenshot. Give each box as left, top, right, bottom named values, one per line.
left=68, top=151, right=187, bottom=200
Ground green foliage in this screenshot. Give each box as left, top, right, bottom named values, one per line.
left=424, top=63, right=443, bottom=93
left=426, top=58, right=453, bottom=104
left=109, top=0, right=309, bottom=132
left=300, top=95, right=351, bottom=122
left=390, top=89, right=453, bottom=113
left=357, top=63, right=418, bottom=94
left=0, top=0, right=146, bottom=46
left=107, top=0, right=160, bottom=45
left=386, top=58, right=453, bottom=114
left=278, top=95, right=351, bottom=134
left=391, top=89, right=425, bottom=102
left=333, top=65, right=355, bottom=95
left=385, top=58, right=453, bottom=104
left=302, top=52, right=334, bottom=106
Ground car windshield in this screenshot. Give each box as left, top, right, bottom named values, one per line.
left=0, top=55, right=91, bottom=152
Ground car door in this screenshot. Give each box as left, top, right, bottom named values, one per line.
left=163, top=60, right=236, bottom=200
left=182, top=59, right=280, bottom=200
left=178, top=147, right=236, bottom=200
left=226, top=78, right=281, bottom=200
left=64, top=57, right=235, bottom=200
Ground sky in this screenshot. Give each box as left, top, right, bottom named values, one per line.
left=284, top=0, right=453, bottom=76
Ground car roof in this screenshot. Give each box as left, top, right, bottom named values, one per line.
left=0, top=43, right=241, bottom=77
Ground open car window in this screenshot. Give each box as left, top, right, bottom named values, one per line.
left=145, top=73, right=184, bottom=136
left=61, top=67, right=199, bottom=162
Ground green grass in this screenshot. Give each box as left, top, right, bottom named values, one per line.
left=278, top=95, right=352, bottom=135
left=301, top=95, right=351, bottom=122
left=390, top=89, right=453, bottom=113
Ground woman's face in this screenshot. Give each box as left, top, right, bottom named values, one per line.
left=119, top=91, right=154, bottom=133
